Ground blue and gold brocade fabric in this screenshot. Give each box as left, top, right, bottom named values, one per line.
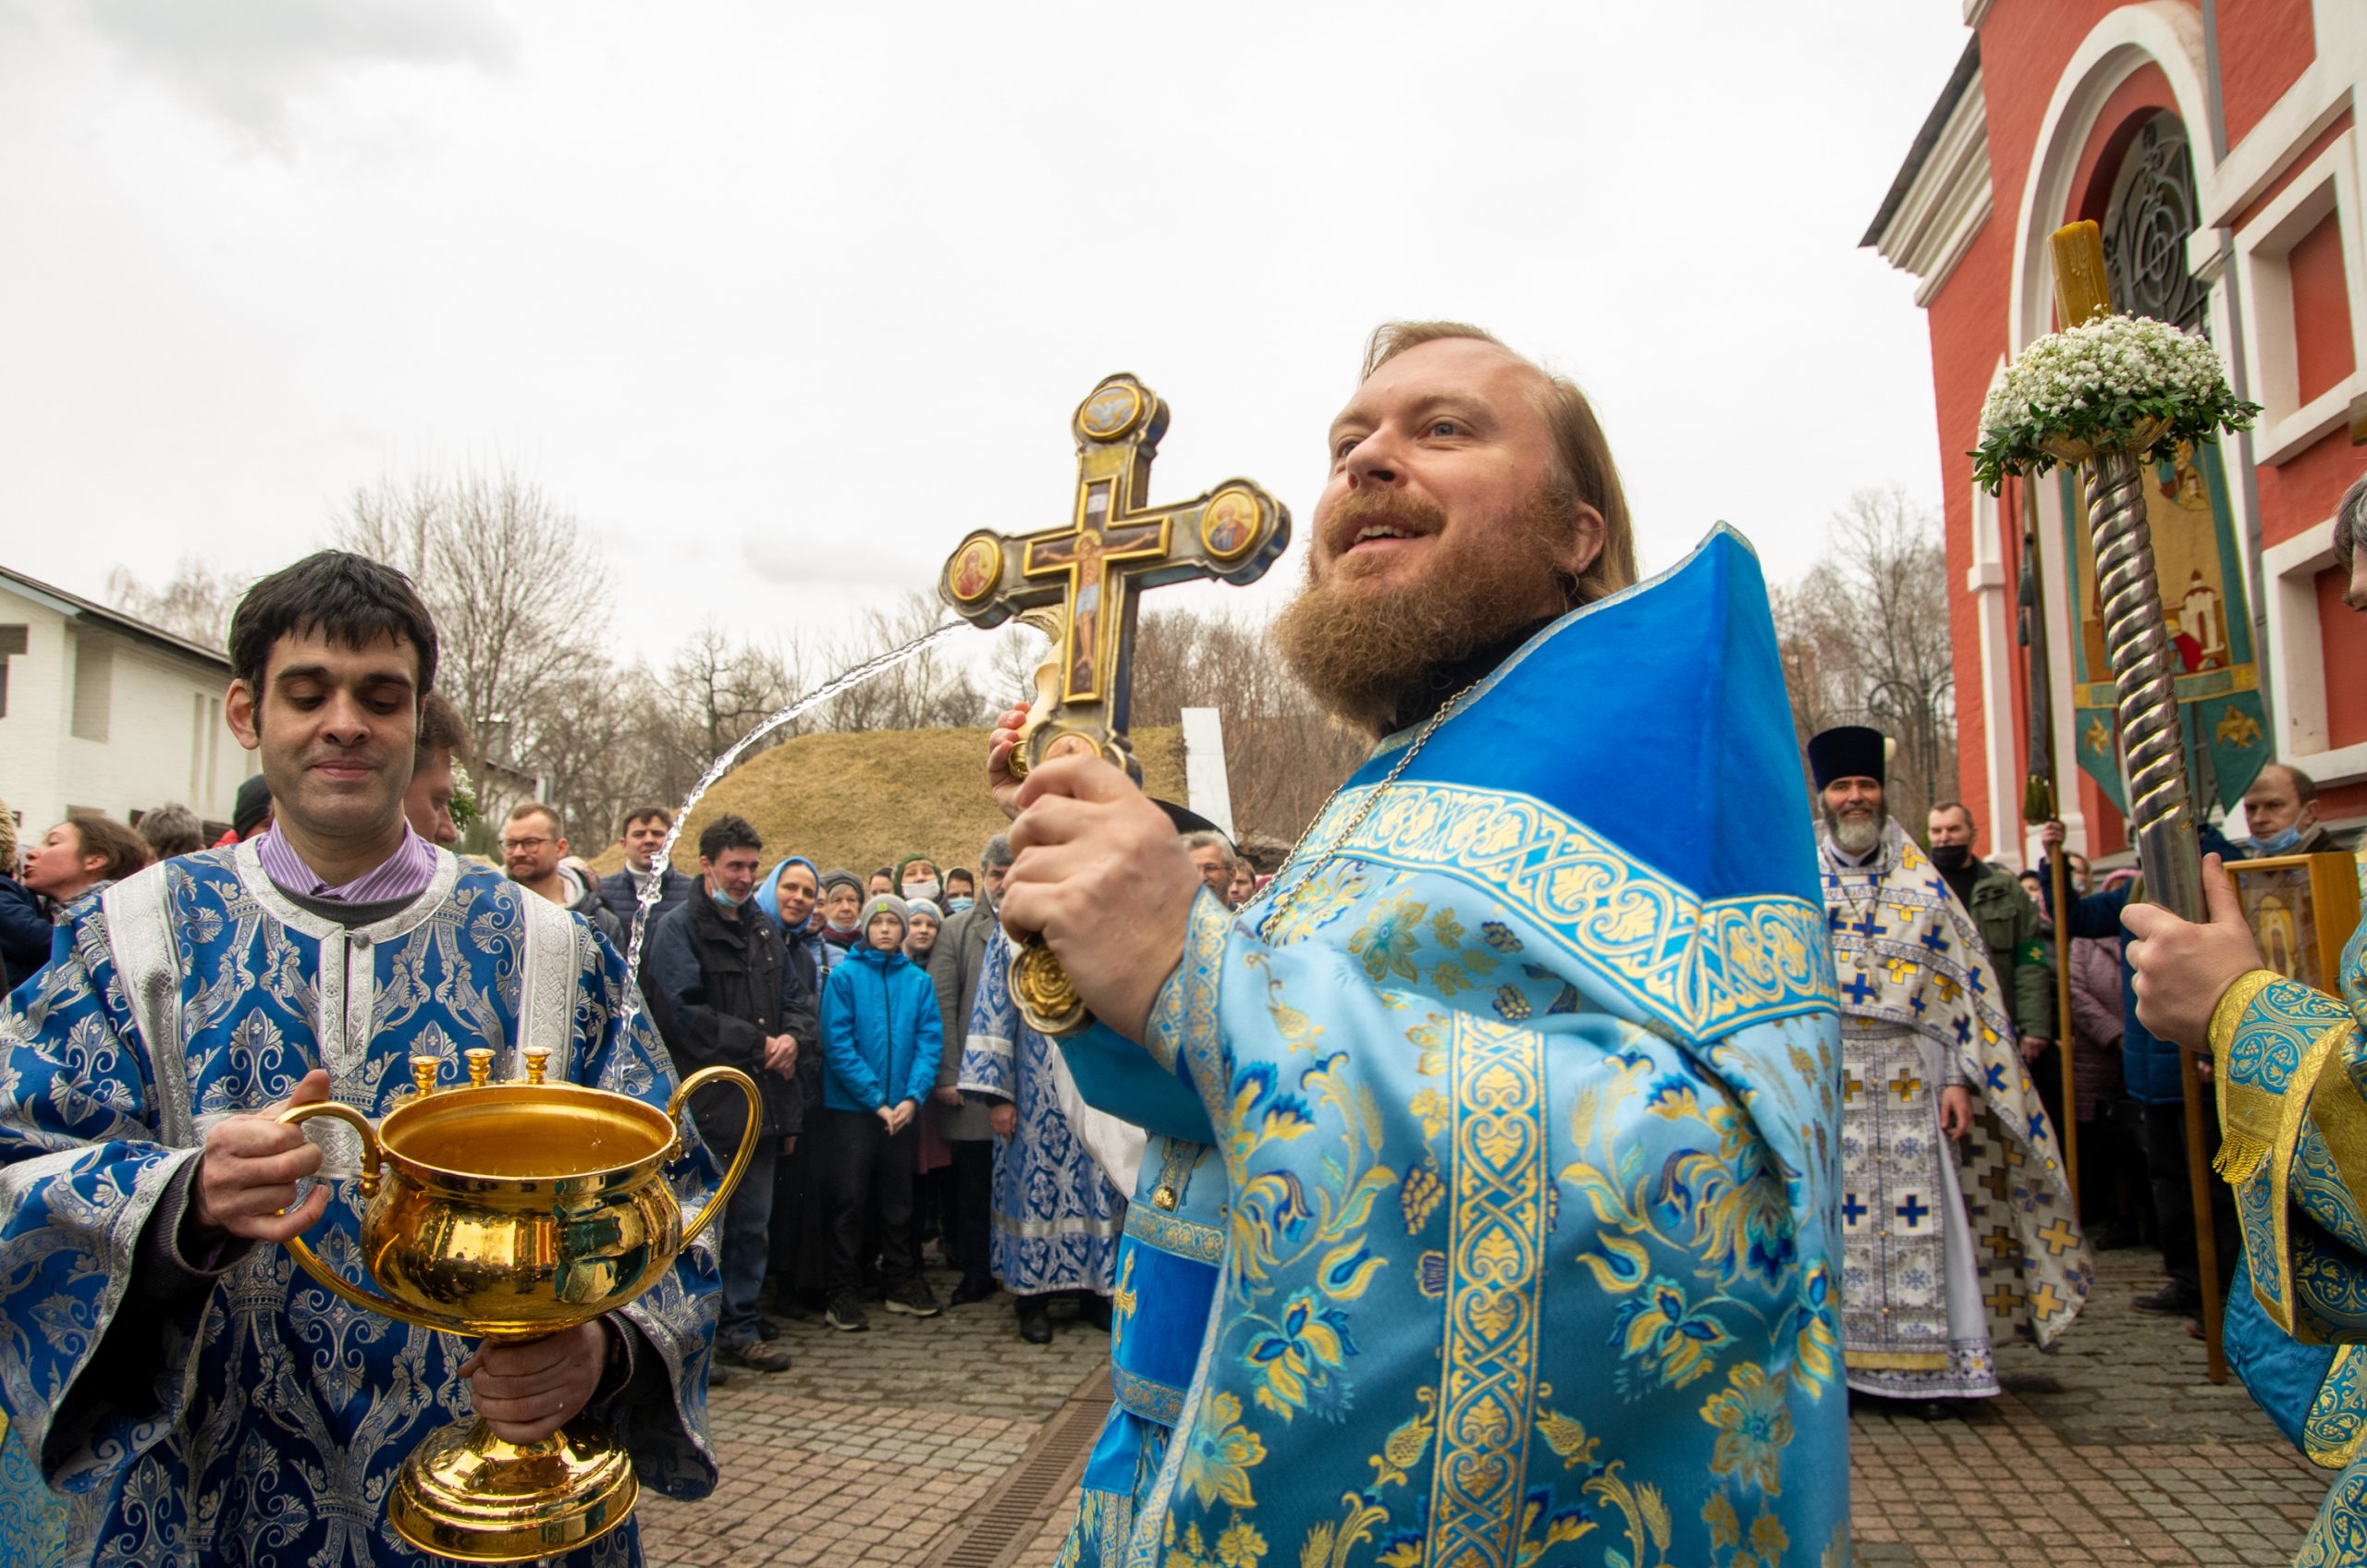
left=2213, top=916, right=2367, bottom=1564
left=1071, top=528, right=1850, bottom=1568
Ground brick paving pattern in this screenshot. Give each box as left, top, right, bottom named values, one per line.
left=639, top=1275, right=1108, bottom=1568
left=642, top=1252, right=2333, bottom=1566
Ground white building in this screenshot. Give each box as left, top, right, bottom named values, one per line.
left=0, top=564, right=255, bottom=845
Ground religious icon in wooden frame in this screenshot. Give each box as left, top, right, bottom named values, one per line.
left=2224, top=853, right=2363, bottom=993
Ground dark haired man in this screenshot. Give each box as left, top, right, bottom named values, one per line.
left=0, top=550, right=723, bottom=1567
left=644, top=813, right=809, bottom=1372
left=600, top=804, right=693, bottom=930
left=402, top=690, right=471, bottom=849
left=1925, top=800, right=2055, bottom=1060
left=998, top=324, right=1850, bottom=1560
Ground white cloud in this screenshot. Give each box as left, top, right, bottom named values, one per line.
left=75, top=0, right=515, bottom=150
left=0, top=1, right=1968, bottom=675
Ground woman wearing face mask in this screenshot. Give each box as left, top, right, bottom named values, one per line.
left=816, top=869, right=867, bottom=958
left=894, top=854, right=942, bottom=909
left=941, top=868, right=975, bottom=914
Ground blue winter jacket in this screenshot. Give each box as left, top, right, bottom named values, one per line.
left=818, top=942, right=943, bottom=1112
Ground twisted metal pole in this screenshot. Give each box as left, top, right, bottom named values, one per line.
left=2085, top=447, right=2205, bottom=924
left=2084, top=443, right=2224, bottom=1381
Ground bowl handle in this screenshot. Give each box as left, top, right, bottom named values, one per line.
left=276, top=1100, right=469, bottom=1337
left=666, top=1066, right=764, bottom=1251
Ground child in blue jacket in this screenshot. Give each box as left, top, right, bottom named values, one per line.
left=817, top=894, right=945, bottom=1329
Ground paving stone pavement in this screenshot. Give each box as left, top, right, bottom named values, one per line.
left=642, top=1251, right=2334, bottom=1567
left=638, top=1270, right=1109, bottom=1568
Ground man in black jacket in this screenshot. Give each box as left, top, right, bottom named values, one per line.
left=644, top=814, right=813, bottom=1372
left=599, top=804, right=695, bottom=932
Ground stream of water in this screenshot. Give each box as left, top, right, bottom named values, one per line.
left=615, top=621, right=966, bottom=1036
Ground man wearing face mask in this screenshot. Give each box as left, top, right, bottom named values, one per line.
left=1926, top=801, right=2056, bottom=1067
left=2238, top=764, right=2330, bottom=859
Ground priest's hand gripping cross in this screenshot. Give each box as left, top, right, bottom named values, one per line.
left=939, top=373, right=1289, bottom=783
left=939, top=374, right=1291, bottom=1037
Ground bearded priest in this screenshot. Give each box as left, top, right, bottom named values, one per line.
left=998, top=322, right=1850, bottom=1568
left=1809, top=725, right=2089, bottom=1415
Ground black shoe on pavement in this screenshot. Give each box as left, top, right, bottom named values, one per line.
left=1078, top=1293, right=1113, bottom=1333
left=825, top=1293, right=872, bottom=1333
left=1016, top=1298, right=1053, bottom=1344
left=884, top=1278, right=943, bottom=1318
left=2132, top=1281, right=2202, bottom=1315
left=950, top=1276, right=998, bottom=1306
left=720, top=1336, right=795, bottom=1373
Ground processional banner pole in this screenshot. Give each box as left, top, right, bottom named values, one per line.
left=2046, top=221, right=2225, bottom=1382
left=2017, top=475, right=2079, bottom=1216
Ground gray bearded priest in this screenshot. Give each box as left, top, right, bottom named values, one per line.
left=1808, top=724, right=2091, bottom=1407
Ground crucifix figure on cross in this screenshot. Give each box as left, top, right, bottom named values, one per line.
left=939, top=373, right=1290, bottom=1036
left=939, top=372, right=1290, bottom=784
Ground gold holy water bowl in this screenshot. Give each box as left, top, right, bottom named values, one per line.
left=280, top=1047, right=761, bottom=1564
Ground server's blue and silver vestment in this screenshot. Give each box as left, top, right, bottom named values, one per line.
left=0, top=841, right=722, bottom=1567
left=1058, top=527, right=1848, bottom=1568
left=959, top=927, right=1123, bottom=1296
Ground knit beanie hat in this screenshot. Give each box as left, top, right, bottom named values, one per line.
left=903, top=898, right=943, bottom=926
left=232, top=774, right=274, bottom=839
left=820, top=867, right=863, bottom=900
left=859, top=893, right=909, bottom=933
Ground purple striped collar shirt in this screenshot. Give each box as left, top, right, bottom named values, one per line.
left=255, top=825, right=441, bottom=904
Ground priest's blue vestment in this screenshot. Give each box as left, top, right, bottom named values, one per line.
left=2211, top=918, right=2367, bottom=1566
left=0, top=841, right=723, bottom=1567
left=1062, top=526, right=1848, bottom=1568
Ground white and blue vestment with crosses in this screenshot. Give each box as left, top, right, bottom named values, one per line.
left=1821, top=821, right=2089, bottom=1400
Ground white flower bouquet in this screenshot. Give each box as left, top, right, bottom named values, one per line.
left=1971, top=312, right=2258, bottom=493
left=449, top=762, right=480, bottom=832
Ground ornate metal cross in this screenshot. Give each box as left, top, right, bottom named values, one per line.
left=939, top=373, right=1289, bottom=783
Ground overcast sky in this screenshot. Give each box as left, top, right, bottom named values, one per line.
left=0, top=0, right=1970, bottom=671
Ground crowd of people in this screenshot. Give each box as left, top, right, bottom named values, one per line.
left=0, top=748, right=1278, bottom=1388
left=4, top=324, right=2358, bottom=1568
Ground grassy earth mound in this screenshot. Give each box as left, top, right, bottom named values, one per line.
left=587, top=724, right=1185, bottom=880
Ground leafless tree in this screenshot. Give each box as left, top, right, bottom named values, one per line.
left=104, top=558, right=245, bottom=651
left=668, top=621, right=797, bottom=760
left=332, top=463, right=611, bottom=770
left=1772, top=485, right=1959, bottom=835
left=816, top=593, right=985, bottom=732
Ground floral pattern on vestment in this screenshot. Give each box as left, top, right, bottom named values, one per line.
left=2216, top=916, right=2367, bottom=1562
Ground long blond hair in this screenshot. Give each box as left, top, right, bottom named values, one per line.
left=1361, top=320, right=1637, bottom=609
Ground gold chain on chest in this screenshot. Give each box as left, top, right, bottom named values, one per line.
left=1256, top=679, right=1480, bottom=943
